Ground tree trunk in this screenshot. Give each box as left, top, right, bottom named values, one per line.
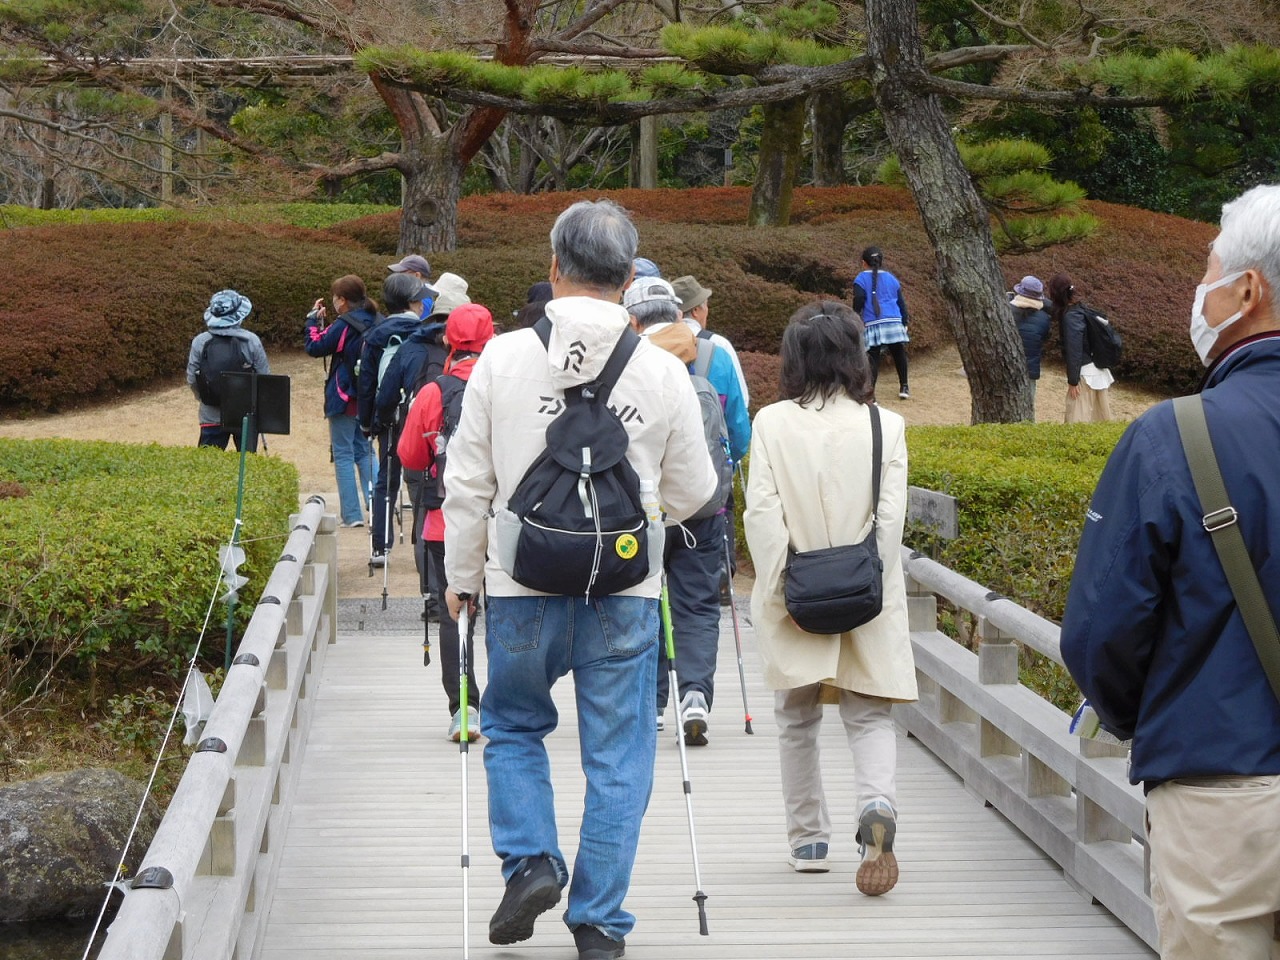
left=630, top=116, right=658, bottom=189
left=864, top=0, right=1032, bottom=423
left=399, top=136, right=461, bottom=254
left=810, top=90, right=847, bottom=187
left=748, top=96, right=806, bottom=227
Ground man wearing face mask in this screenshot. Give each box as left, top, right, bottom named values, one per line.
left=1060, top=184, right=1280, bottom=960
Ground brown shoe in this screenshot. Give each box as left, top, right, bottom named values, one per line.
left=855, top=801, right=899, bottom=896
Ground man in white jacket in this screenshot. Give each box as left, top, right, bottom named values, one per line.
left=444, top=199, right=716, bottom=960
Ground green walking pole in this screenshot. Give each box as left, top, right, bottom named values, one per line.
left=223, top=412, right=252, bottom=672
left=661, top=577, right=710, bottom=935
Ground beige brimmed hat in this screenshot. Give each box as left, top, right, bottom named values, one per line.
left=671, top=275, right=712, bottom=312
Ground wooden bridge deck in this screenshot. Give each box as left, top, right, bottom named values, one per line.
left=254, top=600, right=1154, bottom=960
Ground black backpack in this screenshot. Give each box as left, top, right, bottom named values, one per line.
left=195, top=335, right=251, bottom=406
left=501, top=319, right=650, bottom=599
left=419, top=373, right=467, bottom=512
left=1081, top=305, right=1123, bottom=370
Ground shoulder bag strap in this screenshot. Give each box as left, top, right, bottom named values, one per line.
left=1173, top=394, right=1280, bottom=703
left=591, top=327, right=640, bottom=405
left=868, top=402, right=882, bottom=529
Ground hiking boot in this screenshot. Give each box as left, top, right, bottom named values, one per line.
left=855, top=800, right=899, bottom=896
left=368, top=551, right=387, bottom=568
left=448, top=706, right=480, bottom=743
left=680, top=691, right=709, bottom=746
left=898, top=386, right=910, bottom=400
left=573, top=924, right=626, bottom=960
left=489, top=855, right=561, bottom=945
left=788, top=841, right=830, bottom=873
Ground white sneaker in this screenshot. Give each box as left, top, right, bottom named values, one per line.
left=898, top=387, right=910, bottom=400
left=680, top=691, right=709, bottom=746
left=368, top=551, right=387, bottom=568
left=656, top=713, right=665, bottom=732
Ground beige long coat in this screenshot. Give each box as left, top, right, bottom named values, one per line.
left=744, top=394, right=918, bottom=701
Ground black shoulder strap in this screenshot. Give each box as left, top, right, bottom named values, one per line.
left=340, top=312, right=368, bottom=335
left=534, top=316, right=552, bottom=350
left=696, top=328, right=714, bottom=341
left=590, top=328, right=641, bottom=405
left=868, top=402, right=882, bottom=528
left=1173, top=395, right=1280, bottom=703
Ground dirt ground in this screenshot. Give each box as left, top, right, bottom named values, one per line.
left=0, top=345, right=1166, bottom=599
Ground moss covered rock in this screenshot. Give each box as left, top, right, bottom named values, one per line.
left=0, top=768, right=160, bottom=921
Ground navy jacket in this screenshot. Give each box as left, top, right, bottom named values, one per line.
left=1061, top=334, right=1280, bottom=788
left=374, top=321, right=447, bottom=430
left=357, top=312, right=422, bottom=433
left=1012, top=303, right=1051, bottom=379
left=1059, top=303, right=1093, bottom=386
left=304, top=305, right=379, bottom=418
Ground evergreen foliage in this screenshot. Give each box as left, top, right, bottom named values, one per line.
left=879, top=139, right=1097, bottom=251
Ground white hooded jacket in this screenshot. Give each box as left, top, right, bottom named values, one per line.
left=443, top=296, right=717, bottom=599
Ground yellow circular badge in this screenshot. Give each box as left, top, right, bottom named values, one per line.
left=615, top=534, right=640, bottom=560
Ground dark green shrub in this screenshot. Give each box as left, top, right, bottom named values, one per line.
left=0, top=202, right=393, bottom=230
left=0, top=438, right=299, bottom=689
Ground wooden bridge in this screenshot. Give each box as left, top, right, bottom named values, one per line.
left=96, top=500, right=1156, bottom=960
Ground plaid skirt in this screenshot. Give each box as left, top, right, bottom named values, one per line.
left=863, top=317, right=909, bottom=348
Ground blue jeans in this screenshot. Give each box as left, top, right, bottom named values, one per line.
left=482, top=595, right=659, bottom=941
left=656, top=513, right=724, bottom=709
left=328, top=414, right=375, bottom=525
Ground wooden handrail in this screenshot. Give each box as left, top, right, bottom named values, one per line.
left=96, top=497, right=337, bottom=960
left=896, top=547, right=1156, bottom=949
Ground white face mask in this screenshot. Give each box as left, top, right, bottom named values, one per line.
left=1190, top=270, right=1246, bottom=366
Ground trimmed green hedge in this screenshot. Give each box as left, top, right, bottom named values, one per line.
left=905, top=421, right=1131, bottom=710
left=0, top=202, right=393, bottom=230
left=905, top=421, right=1128, bottom=621
left=0, top=439, right=299, bottom=685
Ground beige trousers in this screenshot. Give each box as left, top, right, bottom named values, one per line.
left=1064, top=382, right=1113, bottom=422
left=1146, top=775, right=1280, bottom=959
left=774, top=684, right=897, bottom=848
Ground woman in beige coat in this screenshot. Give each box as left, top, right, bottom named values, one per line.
left=744, top=301, right=917, bottom=897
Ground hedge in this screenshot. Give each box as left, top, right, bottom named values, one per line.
left=0, top=439, right=299, bottom=686
left=904, top=421, right=1131, bottom=710
left=1, top=186, right=1216, bottom=412
left=0, top=202, right=393, bottom=230
left=0, top=221, right=391, bottom=411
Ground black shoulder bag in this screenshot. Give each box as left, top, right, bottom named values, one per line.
left=783, top=403, right=884, bottom=635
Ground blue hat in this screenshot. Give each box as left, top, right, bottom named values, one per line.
left=205, top=289, right=252, bottom=328
left=632, top=257, right=661, bottom=279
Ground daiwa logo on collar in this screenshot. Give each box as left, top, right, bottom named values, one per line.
left=1086, top=508, right=1103, bottom=523
left=538, top=396, right=565, bottom=416
left=563, top=340, right=587, bottom=373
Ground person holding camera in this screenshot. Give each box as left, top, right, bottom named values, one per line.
left=304, top=275, right=381, bottom=527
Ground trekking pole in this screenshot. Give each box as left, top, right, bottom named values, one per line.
left=381, top=439, right=396, bottom=611
left=720, top=514, right=753, bottom=735
left=456, top=593, right=474, bottom=960
left=661, top=577, right=710, bottom=936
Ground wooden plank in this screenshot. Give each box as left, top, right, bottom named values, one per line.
left=254, top=606, right=1154, bottom=960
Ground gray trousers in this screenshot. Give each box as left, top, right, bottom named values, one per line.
left=774, top=683, right=898, bottom=849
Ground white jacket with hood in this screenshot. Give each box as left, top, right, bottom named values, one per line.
left=443, top=296, right=718, bottom=599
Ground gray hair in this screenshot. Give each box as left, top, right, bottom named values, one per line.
left=629, top=299, right=679, bottom=328
left=383, top=272, right=427, bottom=313
left=1214, top=184, right=1280, bottom=297
left=550, top=199, right=638, bottom=293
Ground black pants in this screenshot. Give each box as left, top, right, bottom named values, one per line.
left=427, top=540, right=479, bottom=716
left=868, top=342, right=909, bottom=390
left=371, top=430, right=401, bottom=553
left=656, top=513, right=725, bottom=710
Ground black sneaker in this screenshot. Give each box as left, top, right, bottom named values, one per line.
left=488, top=855, right=561, bottom=945
left=573, top=924, right=626, bottom=960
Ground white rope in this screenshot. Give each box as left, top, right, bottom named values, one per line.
left=79, top=518, right=243, bottom=960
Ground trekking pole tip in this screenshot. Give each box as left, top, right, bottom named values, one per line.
left=694, top=891, right=709, bottom=935
left=745, top=717, right=754, bottom=735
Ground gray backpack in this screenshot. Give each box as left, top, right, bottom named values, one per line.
left=689, top=336, right=733, bottom=520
